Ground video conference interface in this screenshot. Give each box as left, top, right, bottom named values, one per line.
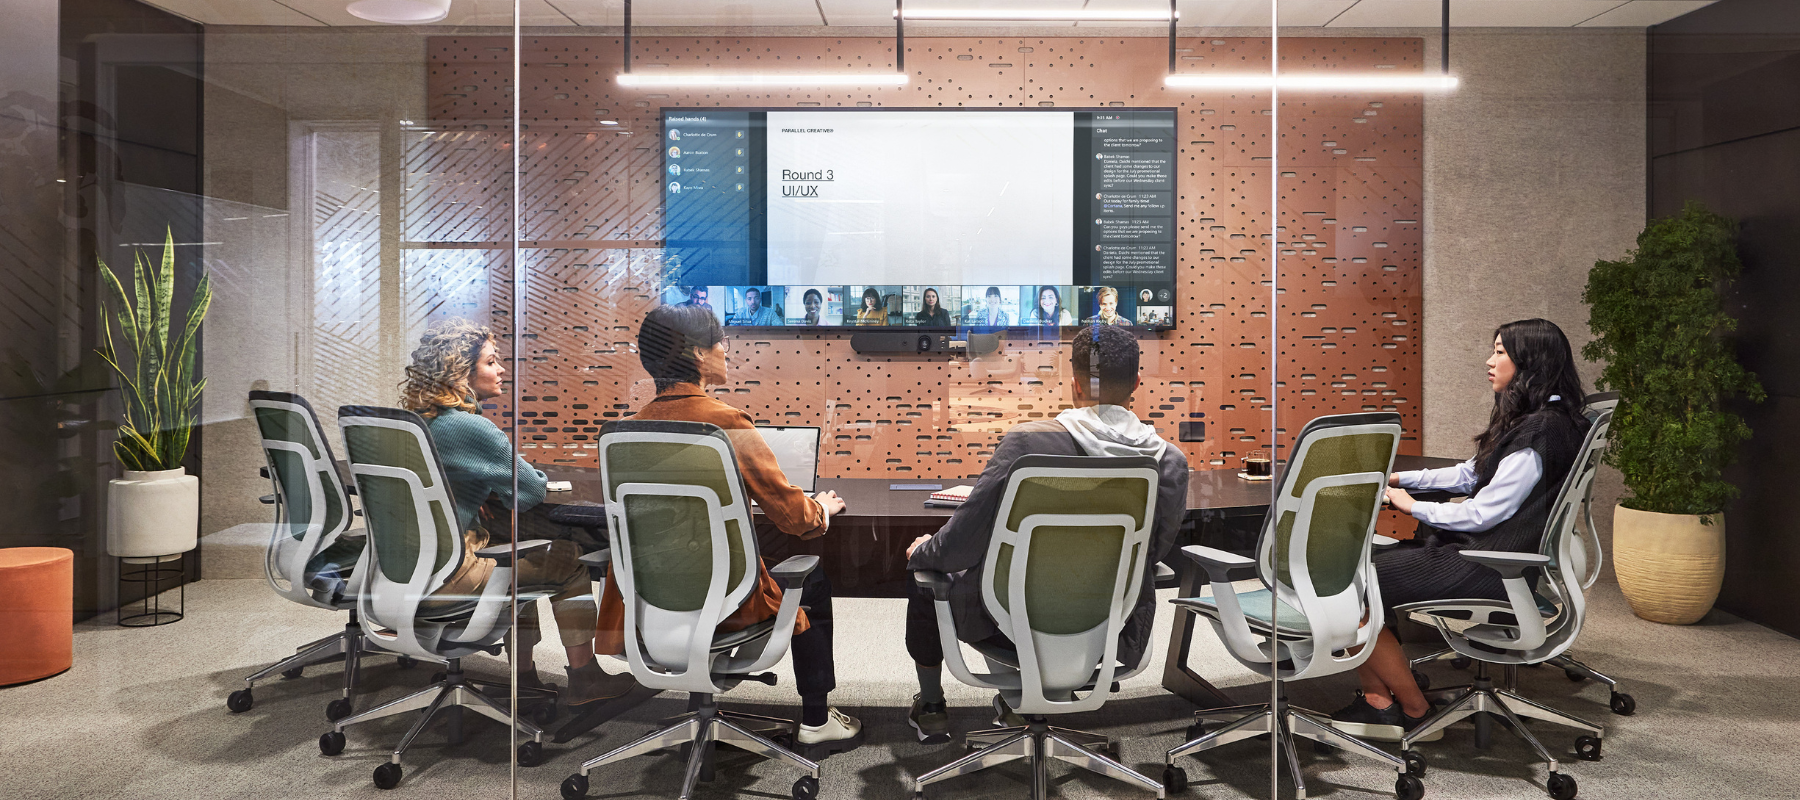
left=661, top=108, right=1178, bottom=330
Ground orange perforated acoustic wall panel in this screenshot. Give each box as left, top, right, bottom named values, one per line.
left=420, top=35, right=1423, bottom=481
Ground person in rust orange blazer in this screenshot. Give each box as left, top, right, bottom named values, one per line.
left=593, top=303, right=861, bottom=757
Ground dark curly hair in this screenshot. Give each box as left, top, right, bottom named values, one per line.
left=1071, top=324, right=1140, bottom=399
left=638, top=304, right=725, bottom=391
left=1473, top=318, right=1586, bottom=464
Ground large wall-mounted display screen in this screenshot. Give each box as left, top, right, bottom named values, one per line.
left=662, top=107, right=1177, bottom=331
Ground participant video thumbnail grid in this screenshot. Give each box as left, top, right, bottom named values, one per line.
left=657, top=284, right=1176, bottom=330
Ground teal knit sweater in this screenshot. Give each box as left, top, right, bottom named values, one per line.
left=427, top=405, right=547, bottom=533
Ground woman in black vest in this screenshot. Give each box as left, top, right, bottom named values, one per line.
left=1331, top=318, right=1589, bottom=742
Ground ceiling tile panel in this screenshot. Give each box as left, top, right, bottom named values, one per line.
left=1330, top=0, right=1636, bottom=28
left=1177, top=0, right=1358, bottom=28
left=1577, top=0, right=1717, bottom=27
left=141, top=0, right=327, bottom=25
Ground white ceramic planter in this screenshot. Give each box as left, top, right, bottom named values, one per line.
left=1612, top=504, right=1725, bottom=625
left=107, top=467, right=200, bottom=563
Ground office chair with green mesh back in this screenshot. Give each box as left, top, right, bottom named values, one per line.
left=1408, top=393, right=1632, bottom=718
left=1396, top=402, right=1616, bottom=800
left=318, top=406, right=557, bottom=790
left=1162, top=413, right=1422, bottom=800
left=910, top=454, right=1166, bottom=800
left=561, top=420, right=822, bottom=800
left=230, top=392, right=414, bottom=721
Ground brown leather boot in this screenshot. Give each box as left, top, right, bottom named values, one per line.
left=565, top=662, right=637, bottom=708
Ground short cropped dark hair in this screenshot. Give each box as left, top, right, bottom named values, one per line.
left=639, top=304, right=725, bottom=391
left=1071, top=324, right=1140, bottom=395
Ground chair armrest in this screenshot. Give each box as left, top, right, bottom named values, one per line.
left=768, top=555, right=819, bottom=590
left=1181, top=545, right=1256, bottom=583
left=1153, top=562, right=1180, bottom=589
left=912, top=570, right=953, bottom=601
left=719, top=556, right=819, bottom=676
left=577, top=548, right=612, bottom=568
left=1459, top=550, right=1549, bottom=579
left=474, top=539, right=552, bottom=566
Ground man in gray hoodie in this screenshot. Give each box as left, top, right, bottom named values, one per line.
left=902, top=325, right=1189, bottom=743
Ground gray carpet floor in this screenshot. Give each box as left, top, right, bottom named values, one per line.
left=3, top=567, right=1797, bottom=800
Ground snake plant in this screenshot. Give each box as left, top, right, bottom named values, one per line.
left=96, top=228, right=212, bottom=472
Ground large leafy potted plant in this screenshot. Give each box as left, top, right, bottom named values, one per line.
left=98, top=229, right=212, bottom=563
left=1583, top=202, right=1764, bottom=624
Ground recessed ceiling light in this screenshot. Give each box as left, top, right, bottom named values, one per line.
left=599, top=120, right=619, bottom=125
left=345, top=0, right=449, bottom=24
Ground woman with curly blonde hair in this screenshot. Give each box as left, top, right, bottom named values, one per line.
left=401, top=320, right=632, bottom=706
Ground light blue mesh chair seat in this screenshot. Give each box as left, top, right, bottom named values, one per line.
left=1174, top=588, right=1310, bottom=639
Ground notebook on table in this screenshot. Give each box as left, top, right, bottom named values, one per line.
left=925, top=485, right=974, bottom=507
left=754, top=425, right=821, bottom=494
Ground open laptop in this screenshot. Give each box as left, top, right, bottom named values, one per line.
left=754, top=425, right=821, bottom=493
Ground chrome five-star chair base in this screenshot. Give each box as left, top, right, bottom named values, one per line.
left=561, top=689, right=817, bottom=800
left=1402, top=661, right=1604, bottom=796
left=915, top=716, right=1165, bottom=800
left=318, top=657, right=555, bottom=789
left=232, top=612, right=405, bottom=720
left=1166, top=689, right=1422, bottom=800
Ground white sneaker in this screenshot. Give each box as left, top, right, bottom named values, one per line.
left=796, top=707, right=864, bottom=758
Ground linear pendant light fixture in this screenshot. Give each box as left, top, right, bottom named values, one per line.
left=615, top=0, right=908, bottom=89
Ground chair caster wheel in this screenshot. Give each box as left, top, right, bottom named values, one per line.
left=1163, top=764, right=1189, bottom=794
left=1574, top=735, right=1602, bottom=761
left=1609, top=692, right=1635, bottom=716
left=1412, top=670, right=1430, bottom=691
left=1564, top=668, right=1586, bottom=682
left=1546, top=771, right=1578, bottom=800
left=373, top=762, right=403, bottom=790
left=1404, top=750, right=1427, bottom=777
left=531, top=703, right=558, bottom=728
left=1184, top=721, right=1206, bottom=742
left=518, top=741, right=545, bottom=767
left=281, top=666, right=305, bottom=680
left=1313, top=739, right=1338, bottom=755
left=326, top=698, right=353, bottom=721
left=318, top=731, right=346, bottom=756
left=1450, top=656, right=1472, bottom=670
left=791, top=775, right=819, bottom=800
left=396, top=655, right=418, bottom=670
left=561, top=774, right=589, bottom=800
left=227, top=689, right=254, bottom=713
left=1396, top=773, right=1425, bottom=800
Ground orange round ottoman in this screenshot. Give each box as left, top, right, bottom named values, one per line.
left=0, top=548, right=74, bottom=686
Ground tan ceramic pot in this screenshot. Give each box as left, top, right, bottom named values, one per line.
left=1612, top=504, right=1725, bottom=625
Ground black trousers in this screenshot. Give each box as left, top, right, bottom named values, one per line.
left=788, top=566, right=837, bottom=700
left=905, top=582, right=1013, bottom=667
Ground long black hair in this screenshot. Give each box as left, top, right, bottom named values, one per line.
left=1474, top=318, right=1586, bottom=466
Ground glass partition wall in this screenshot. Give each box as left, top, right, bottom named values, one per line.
left=2, top=1, right=1664, bottom=799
